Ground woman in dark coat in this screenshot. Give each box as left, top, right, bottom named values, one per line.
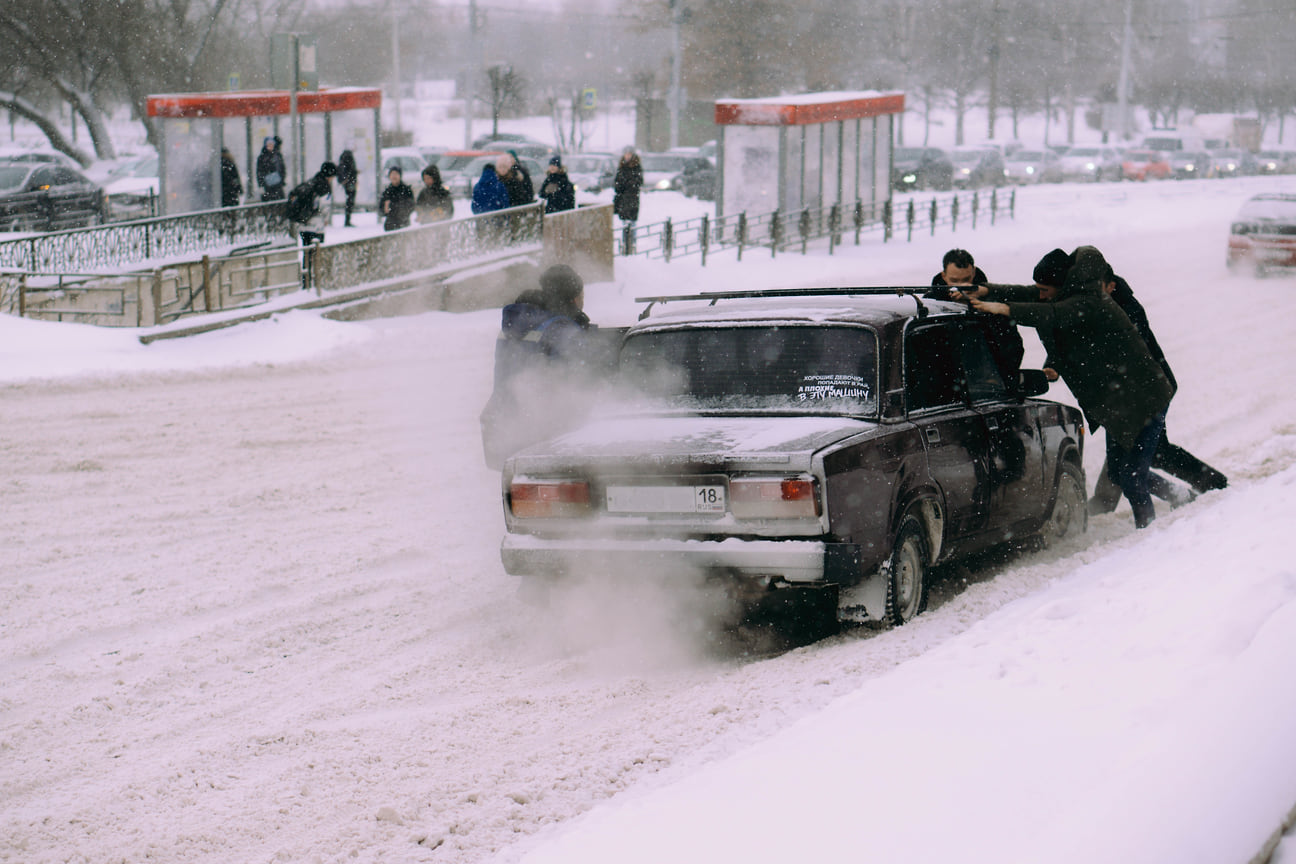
left=256, top=136, right=286, bottom=201
left=379, top=166, right=415, bottom=231
left=415, top=165, right=454, bottom=223
left=612, top=147, right=642, bottom=224
left=219, top=147, right=242, bottom=207
left=337, top=150, right=359, bottom=226
left=538, top=155, right=576, bottom=214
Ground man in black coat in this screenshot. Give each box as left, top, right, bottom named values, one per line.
left=926, top=248, right=1025, bottom=390
left=1087, top=261, right=1228, bottom=513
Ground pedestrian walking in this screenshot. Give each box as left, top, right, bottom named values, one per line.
left=287, top=161, right=337, bottom=247
left=337, top=149, right=359, bottom=226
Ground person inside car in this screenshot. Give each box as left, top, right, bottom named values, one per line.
left=926, top=248, right=1025, bottom=391
left=963, top=247, right=1174, bottom=528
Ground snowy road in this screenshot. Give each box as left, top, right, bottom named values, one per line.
left=4, top=176, right=1296, bottom=863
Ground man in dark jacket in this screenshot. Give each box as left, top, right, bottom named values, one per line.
left=379, top=166, right=415, bottom=231
left=538, top=155, right=576, bottom=213
left=926, top=248, right=1024, bottom=388
left=219, top=148, right=242, bottom=207
left=256, top=136, right=286, bottom=201
left=968, top=246, right=1174, bottom=528
left=1087, top=262, right=1228, bottom=513
left=479, top=264, right=601, bottom=468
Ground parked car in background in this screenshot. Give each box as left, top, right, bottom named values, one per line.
left=1255, top=150, right=1296, bottom=175
left=950, top=147, right=1006, bottom=189
left=498, top=288, right=1086, bottom=636
left=671, top=156, right=717, bottom=200
left=0, top=162, right=107, bottom=231
left=1227, top=193, right=1296, bottom=276
left=1001, top=149, right=1063, bottom=185
left=471, top=132, right=543, bottom=149
left=1121, top=149, right=1171, bottom=181
left=563, top=152, right=618, bottom=194
left=1165, top=151, right=1212, bottom=180
left=1206, top=148, right=1257, bottom=179
left=436, top=150, right=506, bottom=197
left=697, top=140, right=717, bottom=164
left=474, top=139, right=555, bottom=161
left=0, top=147, right=82, bottom=170
left=381, top=146, right=428, bottom=180
left=1057, top=145, right=1125, bottom=182
left=418, top=145, right=448, bottom=168
left=103, top=153, right=160, bottom=221
left=891, top=146, right=954, bottom=192
left=639, top=152, right=704, bottom=192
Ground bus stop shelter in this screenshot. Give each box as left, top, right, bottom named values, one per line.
left=146, top=87, right=382, bottom=216
left=714, top=90, right=904, bottom=222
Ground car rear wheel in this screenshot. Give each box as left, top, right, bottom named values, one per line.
left=884, top=515, right=929, bottom=626
left=1040, top=461, right=1086, bottom=547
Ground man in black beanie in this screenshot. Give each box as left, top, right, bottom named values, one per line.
left=963, top=246, right=1174, bottom=528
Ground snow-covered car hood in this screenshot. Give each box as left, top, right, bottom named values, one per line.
left=508, top=413, right=877, bottom=473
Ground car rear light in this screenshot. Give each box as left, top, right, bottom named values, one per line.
left=729, top=476, right=821, bottom=519
left=510, top=480, right=591, bottom=518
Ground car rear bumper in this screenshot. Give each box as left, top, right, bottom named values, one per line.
left=501, top=535, right=854, bottom=584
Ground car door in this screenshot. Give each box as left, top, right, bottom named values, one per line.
left=958, top=320, right=1048, bottom=533
left=904, top=321, right=991, bottom=538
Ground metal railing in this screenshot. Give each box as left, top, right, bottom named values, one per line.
left=0, top=201, right=291, bottom=274
left=619, top=189, right=1016, bottom=263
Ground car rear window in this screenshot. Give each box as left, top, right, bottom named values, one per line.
left=618, top=325, right=879, bottom=416
left=1237, top=198, right=1296, bottom=221
left=0, top=165, right=30, bottom=191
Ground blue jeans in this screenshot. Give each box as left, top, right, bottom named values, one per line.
left=1106, top=410, right=1167, bottom=528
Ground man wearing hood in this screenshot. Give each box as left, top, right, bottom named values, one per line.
left=966, top=246, right=1174, bottom=528
left=501, top=150, right=535, bottom=207
left=256, top=136, right=286, bottom=201
left=538, top=155, right=576, bottom=213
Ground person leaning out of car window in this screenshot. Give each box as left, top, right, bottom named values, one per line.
left=962, top=246, right=1173, bottom=529
left=925, top=248, right=1025, bottom=391
left=479, top=264, right=607, bottom=469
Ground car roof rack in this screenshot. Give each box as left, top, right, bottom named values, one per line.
left=634, top=286, right=947, bottom=321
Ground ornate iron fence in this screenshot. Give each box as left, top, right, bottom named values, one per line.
left=0, top=201, right=291, bottom=274
left=619, top=189, right=1016, bottom=263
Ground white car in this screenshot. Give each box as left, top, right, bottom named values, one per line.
left=1001, top=149, right=1063, bottom=185
left=1056, top=145, right=1124, bottom=182
left=103, top=154, right=160, bottom=220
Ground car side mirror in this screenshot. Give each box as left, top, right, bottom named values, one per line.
left=1018, top=369, right=1050, bottom=397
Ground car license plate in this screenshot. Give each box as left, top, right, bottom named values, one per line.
left=605, top=485, right=726, bottom=514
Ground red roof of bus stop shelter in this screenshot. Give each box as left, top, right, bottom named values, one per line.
left=146, top=87, right=382, bottom=119
left=714, top=90, right=904, bottom=127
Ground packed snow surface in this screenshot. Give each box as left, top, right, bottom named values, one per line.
left=3, top=174, right=1296, bottom=864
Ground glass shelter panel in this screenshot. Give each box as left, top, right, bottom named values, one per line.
left=822, top=122, right=841, bottom=208
left=161, top=117, right=217, bottom=214
left=721, top=125, right=780, bottom=218
left=802, top=123, right=822, bottom=211
left=782, top=127, right=802, bottom=212
left=842, top=120, right=858, bottom=205
left=858, top=117, right=876, bottom=211
left=331, top=109, right=380, bottom=208
left=874, top=116, right=892, bottom=209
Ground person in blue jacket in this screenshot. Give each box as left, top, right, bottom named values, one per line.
left=479, top=265, right=599, bottom=468
left=471, top=158, right=511, bottom=214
